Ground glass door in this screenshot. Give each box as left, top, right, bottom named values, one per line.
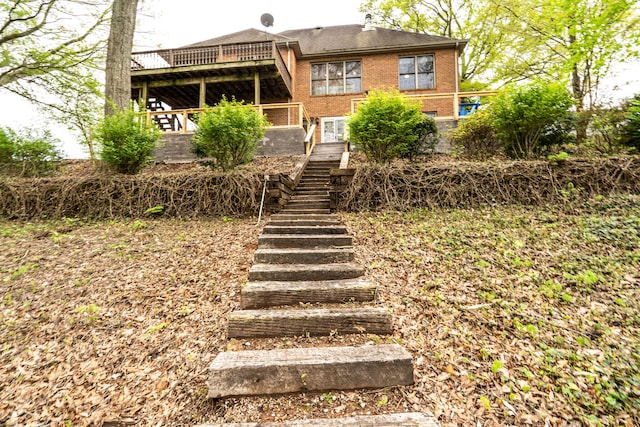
left=321, top=117, right=347, bottom=142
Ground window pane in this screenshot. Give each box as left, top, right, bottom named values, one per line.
left=311, top=63, right=326, bottom=80
left=399, top=74, right=415, bottom=90
left=312, top=80, right=327, bottom=95
left=328, top=62, right=343, bottom=79
left=417, top=55, right=434, bottom=73
left=328, top=79, right=343, bottom=94
left=346, top=77, right=361, bottom=93
left=346, top=61, right=361, bottom=77
left=399, top=57, right=415, bottom=74
left=417, top=72, right=434, bottom=89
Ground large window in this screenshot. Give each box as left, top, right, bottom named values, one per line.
left=311, top=61, right=362, bottom=95
left=399, top=55, right=435, bottom=90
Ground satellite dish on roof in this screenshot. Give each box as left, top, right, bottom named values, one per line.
left=261, top=13, right=274, bottom=28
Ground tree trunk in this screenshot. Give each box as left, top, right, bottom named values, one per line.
left=104, top=0, right=138, bottom=116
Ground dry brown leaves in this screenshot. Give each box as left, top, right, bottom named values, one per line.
left=1, top=218, right=261, bottom=426
left=342, top=196, right=639, bottom=427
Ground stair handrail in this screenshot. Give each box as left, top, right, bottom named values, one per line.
left=257, top=174, right=269, bottom=225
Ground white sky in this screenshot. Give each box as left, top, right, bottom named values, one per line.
left=0, top=0, right=638, bottom=158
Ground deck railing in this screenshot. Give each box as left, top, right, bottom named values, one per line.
left=350, top=90, right=498, bottom=120
left=144, top=102, right=311, bottom=134
left=131, top=41, right=292, bottom=95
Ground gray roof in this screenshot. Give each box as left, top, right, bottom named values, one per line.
left=278, top=25, right=467, bottom=57
left=183, top=25, right=467, bottom=56
left=184, top=28, right=293, bottom=48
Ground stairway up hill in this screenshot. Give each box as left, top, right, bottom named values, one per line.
left=204, top=143, right=439, bottom=426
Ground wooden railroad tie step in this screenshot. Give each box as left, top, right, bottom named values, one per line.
left=269, top=214, right=339, bottom=221
left=253, top=247, right=354, bottom=264
left=248, top=262, right=364, bottom=282
left=195, top=412, right=440, bottom=427
left=262, top=225, right=347, bottom=235
left=266, top=219, right=342, bottom=227
left=240, top=278, right=376, bottom=308
left=257, top=234, right=353, bottom=249
left=279, top=209, right=332, bottom=215
left=227, top=307, right=392, bottom=338
left=202, top=412, right=439, bottom=427
left=207, top=344, right=413, bottom=398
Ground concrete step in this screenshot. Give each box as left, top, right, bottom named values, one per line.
left=279, top=208, right=331, bottom=215
left=248, top=262, right=363, bottom=281
left=240, top=278, right=376, bottom=308
left=196, top=412, right=440, bottom=427
left=254, top=247, right=354, bottom=264
left=258, top=234, right=352, bottom=248
left=228, top=307, right=392, bottom=338
left=207, top=344, right=413, bottom=398
left=262, top=225, right=346, bottom=235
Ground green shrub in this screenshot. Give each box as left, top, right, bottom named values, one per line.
left=192, top=97, right=269, bottom=171
left=347, top=88, right=424, bottom=163
left=492, top=81, right=575, bottom=159
left=620, top=94, right=640, bottom=152
left=402, top=114, right=439, bottom=160
left=588, top=105, right=627, bottom=154
left=13, top=129, right=62, bottom=176
left=96, top=108, right=162, bottom=174
left=448, top=108, right=502, bottom=159
left=0, top=127, right=62, bottom=176
left=0, top=127, right=17, bottom=164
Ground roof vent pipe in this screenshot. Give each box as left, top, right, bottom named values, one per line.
left=363, top=13, right=375, bottom=31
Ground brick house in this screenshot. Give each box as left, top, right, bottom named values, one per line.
left=130, top=20, right=475, bottom=160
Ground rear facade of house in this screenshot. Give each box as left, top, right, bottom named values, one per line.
left=130, top=21, right=469, bottom=160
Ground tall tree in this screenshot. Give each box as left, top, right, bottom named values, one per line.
left=359, top=0, right=513, bottom=85
left=497, top=0, right=640, bottom=142
left=104, top=0, right=138, bottom=116
left=0, top=0, right=108, bottom=104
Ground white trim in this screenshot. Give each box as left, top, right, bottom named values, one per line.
left=321, top=116, right=348, bottom=142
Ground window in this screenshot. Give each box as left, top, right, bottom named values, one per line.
left=399, top=55, right=434, bottom=90
left=311, top=61, right=362, bottom=95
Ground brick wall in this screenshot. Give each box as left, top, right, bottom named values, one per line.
left=291, top=48, right=460, bottom=141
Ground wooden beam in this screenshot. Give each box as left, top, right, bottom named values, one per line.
left=199, top=77, right=206, bottom=108
left=207, top=344, right=414, bottom=398
left=227, top=308, right=392, bottom=338
left=195, top=413, right=440, bottom=427
left=131, top=71, right=281, bottom=89
left=254, top=71, right=260, bottom=105
left=139, top=81, right=148, bottom=107
left=240, top=279, right=376, bottom=309
left=130, top=59, right=274, bottom=77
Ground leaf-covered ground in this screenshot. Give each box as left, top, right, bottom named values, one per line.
left=1, top=195, right=638, bottom=426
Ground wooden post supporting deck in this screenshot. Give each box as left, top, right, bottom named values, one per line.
left=199, top=77, right=206, bottom=108
left=254, top=72, right=260, bottom=105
